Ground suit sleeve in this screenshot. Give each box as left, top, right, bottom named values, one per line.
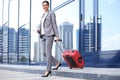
left=51, top=12, right=59, bottom=37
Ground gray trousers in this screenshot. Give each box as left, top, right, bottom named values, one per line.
left=41, top=35, right=59, bottom=72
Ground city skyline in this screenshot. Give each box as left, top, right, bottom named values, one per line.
left=0, top=26, right=30, bottom=63
left=0, top=0, right=120, bottom=62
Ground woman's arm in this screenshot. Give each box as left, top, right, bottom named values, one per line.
left=51, top=11, right=59, bottom=37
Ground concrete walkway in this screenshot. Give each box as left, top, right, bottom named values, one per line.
left=0, top=64, right=120, bottom=80
left=0, top=69, right=85, bottom=80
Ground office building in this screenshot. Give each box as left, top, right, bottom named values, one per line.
left=18, top=28, right=30, bottom=62
left=78, top=0, right=101, bottom=53
left=55, top=22, right=73, bottom=61
left=83, top=22, right=101, bottom=52
left=8, top=28, right=17, bottom=63
left=2, top=26, right=8, bottom=63
left=0, top=27, right=2, bottom=62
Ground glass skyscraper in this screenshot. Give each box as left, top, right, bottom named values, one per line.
left=76, top=22, right=101, bottom=53
left=83, top=22, right=101, bottom=52
left=18, top=28, right=30, bottom=63
left=2, top=26, right=8, bottom=63
left=8, top=28, right=17, bottom=63
left=0, top=27, right=2, bottom=62
left=0, top=26, right=30, bottom=64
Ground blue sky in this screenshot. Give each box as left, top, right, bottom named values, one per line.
left=99, top=0, right=120, bottom=50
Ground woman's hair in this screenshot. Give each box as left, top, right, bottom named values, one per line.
left=42, top=0, right=49, bottom=5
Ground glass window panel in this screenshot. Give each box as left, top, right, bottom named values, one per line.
left=0, top=0, right=2, bottom=63
left=99, top=0, right=120, bottom=51
left=85, top=0, right=93, bottom=24
left=31, top=0, right=43, bottom=62
left=19, top=0, right=30, bottom=63
left=31, top=0, right=50, bottom=62
left=52, top=0, right=79, bottom=61
left=2, top=0, right=9, bottom=63
left=8, top=0, right=18, bottom=64
left=0, top=0, right=2, bottom=26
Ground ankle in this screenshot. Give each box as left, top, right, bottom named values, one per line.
left=45, top=71, right=51, bottom=75
left=55, top=62, right=60, bottom=67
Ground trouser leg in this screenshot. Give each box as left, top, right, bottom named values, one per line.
left=41, top=38, right=46, bottom=57
left=46, top=36, right=58, bottom=71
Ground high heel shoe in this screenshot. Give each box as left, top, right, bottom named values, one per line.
left=41, top=71, right=51, bottom=77
left=52, top=63, right=61, bottom=70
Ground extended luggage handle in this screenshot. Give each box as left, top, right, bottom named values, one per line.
left=55, top=39, right=74, bottom=59
left=54, top=39, right=62, bottom=42
left=54, top=39, right=68, bottom=53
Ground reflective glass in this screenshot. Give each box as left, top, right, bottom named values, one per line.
left=18, top=0, right=30, bottom=63
left=52, top=0, right=79, bottom=61
left=99, top=0, right=120, bottom=51
left=8, top=0, right=18, bottom=64
left=0, top=0, right=2, bottom=63
left=2, top=0, right=9, bottom=63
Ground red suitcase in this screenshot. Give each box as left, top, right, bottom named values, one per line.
left=55, top=39, right=84, bottom=69
left=62, top=50, right=84, bottom=69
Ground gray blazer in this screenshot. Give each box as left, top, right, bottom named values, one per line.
left=38, top=11, right=59, bottom=37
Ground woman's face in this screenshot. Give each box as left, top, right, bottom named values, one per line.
left=42, top=2, right=49, bottom=12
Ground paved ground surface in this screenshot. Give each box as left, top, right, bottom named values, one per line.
left=0, top=69, right=86, bottom=80
left=0, top=64, right=120, bottom=80
left=0, top=64, right=120, bottom=76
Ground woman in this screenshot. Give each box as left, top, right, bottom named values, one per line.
left=37, top=0, right=61, bottom=77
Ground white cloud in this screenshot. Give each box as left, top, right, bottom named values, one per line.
left=102, top=34, right=120, bottom=51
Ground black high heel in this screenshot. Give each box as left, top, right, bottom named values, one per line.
left=52, top=63, right=61, bottom=70
left=41, top=71, right=51, bottom=77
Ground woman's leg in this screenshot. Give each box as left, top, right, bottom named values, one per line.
left=45, top=36, right=58, bottom=72
left=41, top=37, right=46, bottom=57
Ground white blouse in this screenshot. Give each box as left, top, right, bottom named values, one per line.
left=41, top=12, right=48, bottom=35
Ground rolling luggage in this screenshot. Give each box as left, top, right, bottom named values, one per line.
left=62, top=50, right=84, bottom=69
left=55, top=39, right=84, bottom=69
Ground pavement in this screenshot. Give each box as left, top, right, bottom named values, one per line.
left=0, top=64, right=120, bottom=80
left=0, top=69, right=85, bottom=80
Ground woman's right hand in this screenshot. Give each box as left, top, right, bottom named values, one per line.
left=55, top=37, right=62, bottom=42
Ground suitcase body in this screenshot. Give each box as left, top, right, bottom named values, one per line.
left=62, top=50, right=84, bottom=69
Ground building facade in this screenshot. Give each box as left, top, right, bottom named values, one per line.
left=83, top=22, right=101, bottom=52
left=8, top=28, right=17, bottom=63
left=18, top=28, right=30, bottom=63
left=78, top=0, right=102, bottom=53
left=0, top=27, right=2, bottom=62
left=2, top=26, right=8, bottom=63
left=77, top=22, right=101, bottom=53
left=0, top=26, right=30, bottom=64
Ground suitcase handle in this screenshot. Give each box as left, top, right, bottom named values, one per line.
left=55, top=39, right=68, bottom=52
left=54, top=39, right=62, bottom=42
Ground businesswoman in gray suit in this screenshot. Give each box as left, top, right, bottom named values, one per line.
left=37, top=0, right=61, bottom=77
